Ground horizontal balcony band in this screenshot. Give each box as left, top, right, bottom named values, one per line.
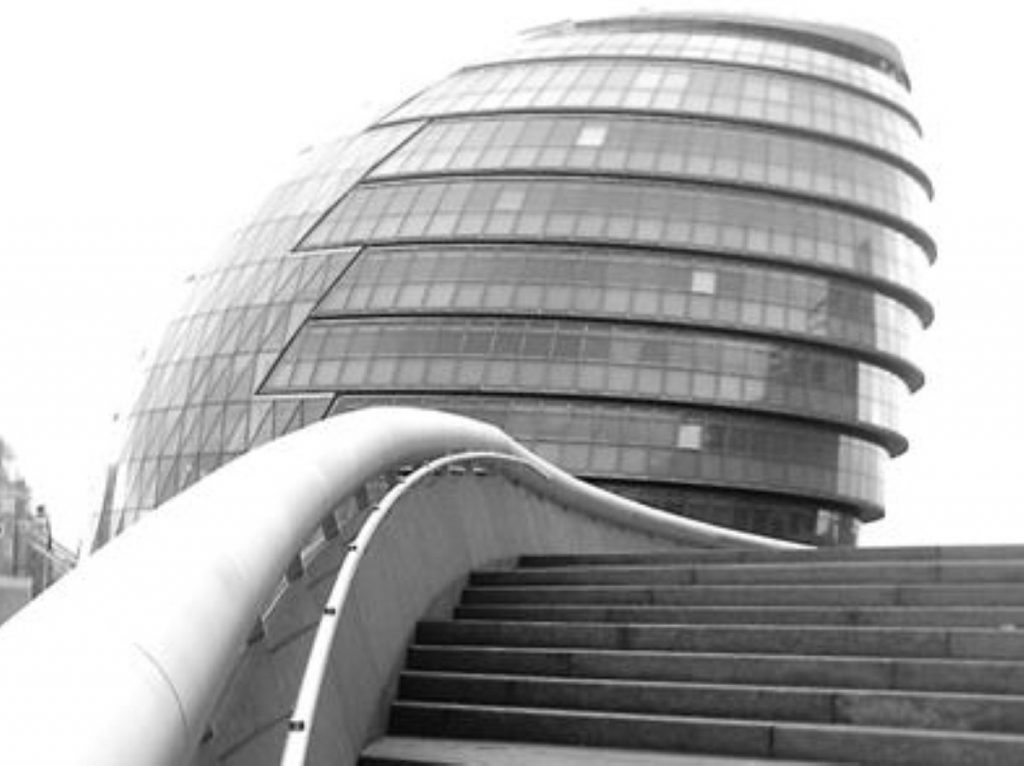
left=297, top=234, right=935, bottom=328
left=327, top=391, right=888, bottom=518
left=562, top=15, right=909, bottom=86
left=305, top=309, right=925, bottom=392
left=457, top=54, right=920, bottom=134
left=592, top=476, right=882, bottom=524
left=262, top=382, right=908, bottom=457
left=374, top=108, right=933, bottom=197
left=369, top=167, right=936, bottom=262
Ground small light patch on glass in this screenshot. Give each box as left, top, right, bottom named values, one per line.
left=495, top=188, right=526, bottom=211
left=635, top=68, right=662, bottom=89
left=576, top=124, right=608, bottom=147
left=691, top=270, right=717, bottom=295
left=676, top=423, right=703, bottom=450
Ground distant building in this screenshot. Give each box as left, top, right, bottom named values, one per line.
left=93, top=12, right=931, bottom=549
left=0, top=438, right=74, bottom=624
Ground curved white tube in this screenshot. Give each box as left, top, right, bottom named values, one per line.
left=0, top=407, right=786, bottom=765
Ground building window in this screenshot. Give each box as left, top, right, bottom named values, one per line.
left=495, top=188, right=526, bottom=211
left=676, top=423, right=703, bottom=450
left=692, top=270, right=717, bottom=294
left=576, top=124, right=608, bottom=148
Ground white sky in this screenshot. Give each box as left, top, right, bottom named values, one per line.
left=1, top=0, right=1022, bottom=549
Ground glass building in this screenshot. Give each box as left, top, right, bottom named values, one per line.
left=92, top=13, right=932, bottom=549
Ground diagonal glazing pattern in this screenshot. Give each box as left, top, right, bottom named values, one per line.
left=98, top=13, right=932, bottom=549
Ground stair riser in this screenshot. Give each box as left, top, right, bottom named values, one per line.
left=462, top=585, right=1024, bottom=608
left=472, top=563, right=1024, bottom=588
left=399, top=673, right=834, bottom=725
left=454, top=605, right=1024, bottom=628
left=407, top=646, right=1024, bottom=696
left=519, top=547, right=1024, bottom=568
left=416, top=621, right=1024, bottom=660
left=391, top=703, right=1024, bottom=765
left=776, top=721, right=1024, bottom=765
left=398, top=673, right=1024, bottom=734
left=390, top=703, right=771, bottom=758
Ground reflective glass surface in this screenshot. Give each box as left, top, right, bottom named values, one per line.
left=265, top=316, right=907, bottom=441
left=316, top=245, right=923, bottom=381
left=373, top=115, right=931, bottom=232
left=607, top=482, right=860, bottom=546
left=329, top=394, right=886, bottom=511
left=101, top=124, right=420, bottom=541
left=99, top=14, right=933, bottom=550
left=384, top=60, right=923, bottom=167
left=492, top=30, right=912, bottom=111
left=302, top=177, right=931, bottom=310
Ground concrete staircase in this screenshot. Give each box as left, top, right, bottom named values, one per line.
left=362, top=546, right=1024, bottom=764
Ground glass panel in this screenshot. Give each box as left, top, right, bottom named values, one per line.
left=373, top=114, right=931, bottom=231
left=302, top=177, right=930, bottom=306
left=266, top=315, right=908, bottom=440
left=316, top=244, right=923, bottom=376
left=328, top=393, right=887, bottom=511
left=384, top=60, right=923, bottom=168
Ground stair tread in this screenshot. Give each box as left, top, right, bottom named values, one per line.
left=390, top=701, right=1024, bottom=764
left=421, top=617, right=1024, bottom=637
left=409, top=643, right=1024, bottom=667
left=399, top=669, right=1024, bottom=703
left=458, top=604, right=1024, bottom=612
left=393, top=699, right=1024, bottom=741
left=455, top=603, right=1024, bottom=625
left=482, top=560, right=1024, bottom=573
left=361, top=735, right=834, bottom=765
left=406, top=644, right=1024, bottom=695
left=454, top=610, right=1024, bottom=626
left=462, top=581, right=1024, bottom=607
left=518, top=546, right=1024, bottom=568
left=429, top=617, right=1016, bottom=628
left=379, top=547, right=1024, bottom=762
left=464, top=582, right=1024, bottom=593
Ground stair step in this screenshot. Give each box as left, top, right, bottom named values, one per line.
left=454, top=604, right=1024, bottom=628
left=360, top=735, right=836, bottom=765
left=472, top=561, right=1024, bottom=588
left=389, top=701, right=1024, bottom=765
left=416, top=620, right=1024, bottom=660
left=519, top=545, right=1024, bottom=568
left=407, top=645, right=1024, bottom=696
left=398, top=671, right=1024, bottom=734
left=462, top=582, right=1024, bottom=607
left=377, top=545, right=1024, bottom=762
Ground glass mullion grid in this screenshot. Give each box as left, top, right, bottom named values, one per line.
left=328, top=393, right=886, bottom=509
left=493, top=30, right=910, bottom=109
left=265, top=316, right=907, bottom=439
left=383, top=60, right=922, bottom=168
left=373, top=114, right=931, bottom=231
left=318, top=245, right=922, bottom=375
left=301, top=177, right=931, bottom=308
left=111, top=107, right=417, bottom=525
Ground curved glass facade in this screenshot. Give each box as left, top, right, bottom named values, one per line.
left=315, top=245, right=923, bottom=381
left=302, top=177, right=931, bottom=309
left=489, top=31, right=913, bottom=111
left=94, top=13, right=932, bottom=549
left=372, top=115, right=931, bottom=236
left=383, top=59, right=925, bottom=169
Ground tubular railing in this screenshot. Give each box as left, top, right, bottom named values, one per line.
left=0, top=407, right=790, bottom=766
left=278, top=451, right=543, bottom=766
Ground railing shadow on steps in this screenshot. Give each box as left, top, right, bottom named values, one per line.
left=0, top=406, right=794, bottom=766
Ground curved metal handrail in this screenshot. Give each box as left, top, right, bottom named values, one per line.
left=280, top=444, right=796, bottom=764
left=0, top=407, right=789, bottom=766
left=279, top=451, right=544, bottom=766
